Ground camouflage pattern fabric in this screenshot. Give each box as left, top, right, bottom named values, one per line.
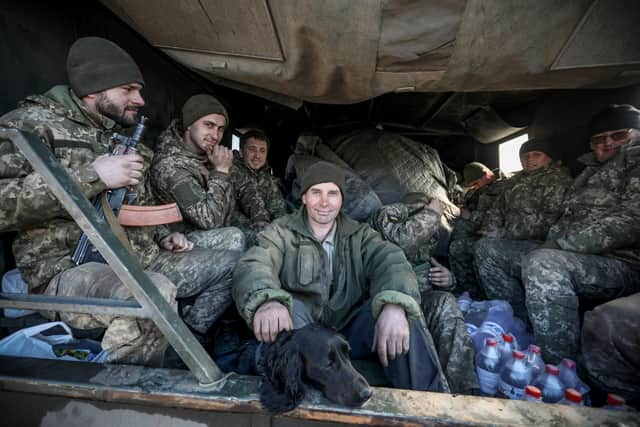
left=580, top=293, right=640, bottom=402
left=150, top=248, right=240, bottom=334
left=186, top=227, right=246, bottom=252
left=234, top=154, right=287, bottom=221
left=448, top=237, right=484, bottom=298
left=481, top=165, right=571, bottom=241
left=455, top=175, right=510, bottom=238
left=151, top=120, right=270, bottom=233
left=43, top=262, right=177, bottom=366
left=421, top=290, right=479, bottom=395
left=474, top=238, right=539, bottom=323
left=522, top=248, right=640, bottom=363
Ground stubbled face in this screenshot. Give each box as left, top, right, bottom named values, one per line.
left=185, top=113, right=227, bottom=154
left=94, top=83, right=144, bottom=126
left=302, top=182, right=342, bottom=228
left=242, top=137, right=268, bottom=170
left=520, top=150, right=552, bottom=172
left=590, top=128, right=636, bottom=163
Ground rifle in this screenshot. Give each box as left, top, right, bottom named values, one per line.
left=71, top=116, right=148, bottom=265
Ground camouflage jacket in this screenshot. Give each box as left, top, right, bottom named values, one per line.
left=233, top=209, right=423, bottom=331
left=482, top=165, right=572, bottom=241
left=546, top=143, right=640, bottom=265
left=457, top=176, right=510, bottom=234
left=0, top=85, right=167, bottom=292
left=233, top=153, right=287, bottom=222
left=368, top=202, right=441, bottom=264
left=150, top=120, right=270, bottom=232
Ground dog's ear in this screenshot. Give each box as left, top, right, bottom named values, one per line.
left=260, top=331, right=306, bottom=413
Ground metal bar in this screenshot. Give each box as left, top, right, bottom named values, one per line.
left=0, top=293, right=150, bottom=318
left=0, top=128, right=224, bottom=385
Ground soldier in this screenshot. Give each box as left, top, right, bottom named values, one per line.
left=448, top=162, right=509, bottom=298
left=0, top=37, right=238, bottom=364
left=517, top=105, right=640, bottom=363
left=474, top=137, right=572, bottom=322
left=369, top=192, right=478, bottom=395
left=151, top=95, right=270, bottom=248
left=235, top=129, right=287, bottom=222
left=233, top=162, right=449, bottom=392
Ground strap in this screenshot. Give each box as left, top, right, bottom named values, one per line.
left=100, top=193, right=133, bottom=252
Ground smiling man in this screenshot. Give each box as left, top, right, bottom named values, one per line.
left=233, top=161, right=449, bottom=393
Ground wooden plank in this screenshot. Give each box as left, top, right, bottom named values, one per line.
left=0, top=293, right=150, bottom=318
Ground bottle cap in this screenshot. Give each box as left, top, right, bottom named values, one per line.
left=607, top=394, right=626, bottom=406
left=565, top=388, right=582, bottom=403
left=512, top=350, right=525, bottom=360
left=527, top=344, right=541, bottom=354
left=561, top=358, right=576, bottom=369
left=502, top=333, right=514, bottom=343
left=545, top=364, right=559, bottom=375
left=486, top=338, right=498, bottom=346
left=525, top=385, right=542, bottom=398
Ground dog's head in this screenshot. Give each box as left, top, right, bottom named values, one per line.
left=260, top=323, right=372, bottom=413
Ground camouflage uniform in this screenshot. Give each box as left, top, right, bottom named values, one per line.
left=449, top=176, right=509, bottom=298
left=580, top=293, right=640, bottom=402
left=151, top=119, right=269, bottom=248
left=369, top=202, right=478, bottom=394
left=0, top=86, right=236, bottom=363
left=233, top=153, right=287, bottom=221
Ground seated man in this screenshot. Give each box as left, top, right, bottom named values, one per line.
left=233, top=162, right=448, bottom=392
left=0, top=37, right=238, bottom=363
left=478, top=105, right=640, bottom=363
left=448, top=162, right=509, bottom=298
left=151, top=95, right=270, bottom=249
left=369, top=192, right=478, bottom=394
left=235, top=129, right=287, bottom=222
left=475, top=137, right=572, bottom=322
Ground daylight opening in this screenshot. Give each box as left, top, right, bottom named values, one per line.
left=499, top=134, right=528, bottom=174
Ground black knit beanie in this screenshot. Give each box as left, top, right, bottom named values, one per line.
left=590, top=104, right=640, bottom=136
left=300, top=161, right=346, bottom=197
left=519, top=138, right=557, bottom=159
left=67, top=37, right=144, bottom=97
left=182, top=94, right=229, bottom=127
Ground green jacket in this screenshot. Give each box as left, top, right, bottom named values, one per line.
left=0, top=85, right=165, bottom=292
left=233, top=208, right=423, bottom=330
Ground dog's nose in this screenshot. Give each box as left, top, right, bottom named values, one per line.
left=360, top=387, right=373, bottom=401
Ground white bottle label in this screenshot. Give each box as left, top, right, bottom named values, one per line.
left=476, top=367, right=500, bottom=395
left=499, top=380, right=525, bottom=400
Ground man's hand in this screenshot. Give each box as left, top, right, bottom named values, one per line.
left=427, top=198, right=444, bottom=215
left=159, top=232, right=194, bottom=252
left=206, top=145, right=233, bottom=174
left=429, top=257, right=454, bottom=289
left=253, top=300, right=292, bottom=343
left=372, top=304, right=410, bottom=367
left=92, top=154, right=144, bottom=188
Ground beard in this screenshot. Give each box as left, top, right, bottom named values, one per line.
left=95, top=92, right=139, bottom=127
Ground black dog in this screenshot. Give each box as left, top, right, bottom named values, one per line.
left=259, top=323, right=372, bottom=413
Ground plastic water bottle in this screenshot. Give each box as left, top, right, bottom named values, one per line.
left=498, top=350, right=531, bottom=400
left=475, top=338, right=502, bottom=396
left=524, top=344, right=545, bottom=379
left=523, top=385, right=543, bottom=402
left=602, top=394, right=637, bottom=411
left=457, top=291, right=472, bottom=313
left=464, top=300, right=490, bottom=327
left=498, top=333, right=517, bottom=365
left=558, top=388, right=583, bottom=406
left=532, top=364, right=565, bottom=403
left=558, top=358, right=590, bottom=404
left=471, top=303, right=514, bottom=353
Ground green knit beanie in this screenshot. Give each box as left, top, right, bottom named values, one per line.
left=182, top=94, right=229, bottom=127
left=66, top=37, right=144, bottom=97
left=463, top=162, right=491, bottom=185
left=301, top=161, right=346, bottom=197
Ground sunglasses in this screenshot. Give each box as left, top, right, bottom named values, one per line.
left=590, top=129, right=633, bottom=146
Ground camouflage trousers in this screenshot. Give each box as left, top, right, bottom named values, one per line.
left=149, top=247, right=241, bottom=335
left=186, top=226, right=246, bottom=252
left=580, top=293, right=640, bottom=402
left=44, top=262, right=177, bottom=366
left=421, top=290, right=479, bottom=395
left=448, top=237, right=485, bottom=299
left=476, top=238, right=640, bottom=363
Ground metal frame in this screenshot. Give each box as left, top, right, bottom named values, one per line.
left=0, top=128, right=224, bottom=385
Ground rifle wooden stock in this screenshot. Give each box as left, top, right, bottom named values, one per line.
left=118, top=203, right=183, bottom=226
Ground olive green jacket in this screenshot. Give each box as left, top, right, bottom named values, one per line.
left=232, top=208, right=423, bottom=330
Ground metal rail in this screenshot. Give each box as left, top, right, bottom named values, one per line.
left=0, top=128, right=224, bottom=385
